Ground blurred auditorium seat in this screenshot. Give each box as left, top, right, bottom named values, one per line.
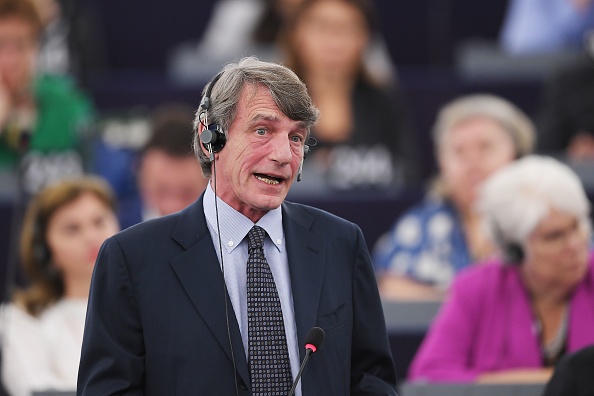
left=399, top=382, right=545, bottom=396
left=85, top=0, right=217, bottom=74
left=382, top=299, right=442, bottom=382
left=374, top=0, right=509, bottom=67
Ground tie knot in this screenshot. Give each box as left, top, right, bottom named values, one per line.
left=247, top=226, right=266, bottom=251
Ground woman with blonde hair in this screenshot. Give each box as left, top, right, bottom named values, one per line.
left=373, top=94, right=535, bottom=299
left=1, top=176, right=119, bottom=396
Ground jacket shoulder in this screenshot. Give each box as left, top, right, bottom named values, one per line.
left=282, top=200, right=358, bottom=229
left=112, top=212, right=182, bottom=246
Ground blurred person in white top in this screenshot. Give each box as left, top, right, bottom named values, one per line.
left=0, top=176, right=119, bottom=396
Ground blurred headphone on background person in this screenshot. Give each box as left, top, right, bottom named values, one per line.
left=30, top=217, right=62, bottom=281
left=32, top=220, right=50, bottom=266
left=493, top=222, right=524, bottom=265
left=504, top=243, right=524, bottom=265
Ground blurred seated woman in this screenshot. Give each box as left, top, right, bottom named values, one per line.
left=1, top=176, right=119, bottom=396
left=282, top=0, right=415, bottom=190
left=372, top=94, right=535, bottom=300
left=409, top=155, right=594, bottom=383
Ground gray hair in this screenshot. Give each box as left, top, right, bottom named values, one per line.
left=193, top=57, right=319, bottom=177
left=433, top=94, right=535, bottom=158
left=477, top=155, right=591, bottom=258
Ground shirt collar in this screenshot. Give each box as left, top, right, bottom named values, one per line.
left=203, top=183, right=284, bottom=253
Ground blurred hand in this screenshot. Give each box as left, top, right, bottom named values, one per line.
left=477, top=367, right=554, bottom=384
left=567, top=131, right=594, bottom=160
left=0, top=79, right=12, bottom=131
left=378, top=275, right=446, bottom=301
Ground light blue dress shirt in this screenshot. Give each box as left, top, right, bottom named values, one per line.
left=203, top=184, right=301, bottom=395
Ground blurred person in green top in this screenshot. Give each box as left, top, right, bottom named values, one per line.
left=0, top=0, right=93, bottom=196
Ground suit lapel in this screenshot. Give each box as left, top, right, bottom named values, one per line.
left=282, top=202, right=325, bottom=355
left=168, top=196, right=250, bottom=385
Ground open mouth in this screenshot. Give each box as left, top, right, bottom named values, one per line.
left=255, top=173, right=283, bottom=185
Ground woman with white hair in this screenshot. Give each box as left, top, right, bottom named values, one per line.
left=409, top=155, right=594, bottom=383
left=373, top=94, right=535, bottom=299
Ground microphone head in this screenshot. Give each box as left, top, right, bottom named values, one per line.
left=304, top=327, right=325, bottom=353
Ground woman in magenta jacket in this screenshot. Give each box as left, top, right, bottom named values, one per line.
left=409, top=155, right=594, bottom=384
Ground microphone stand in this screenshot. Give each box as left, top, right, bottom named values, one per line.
left=288, top=348, right=313, bottom=396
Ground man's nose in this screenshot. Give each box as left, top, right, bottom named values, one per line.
left=269, top=135, right=293, bottom=164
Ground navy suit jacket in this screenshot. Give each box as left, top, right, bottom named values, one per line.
left=543, top=345, right=594, bottom=396
left=77, top=195, right=397, bottom=395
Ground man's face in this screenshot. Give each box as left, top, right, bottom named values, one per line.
left=139, top=150, right=207, bottom=217
left=205, top=84, right=307, bottom=223
left=0, top=17, right=37, bottom=95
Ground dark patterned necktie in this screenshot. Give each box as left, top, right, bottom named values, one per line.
left=246, top=225, right=293, bottom=395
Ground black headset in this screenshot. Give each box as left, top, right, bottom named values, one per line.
left=504, top=243, right=524, bottom=264
left=493, top=222, right=524, bottom=265
left=31, top=217, right=62, bottom=282
left=32, top=220, right=50, bottom=265
left=198, top=72, right=227, bottom=155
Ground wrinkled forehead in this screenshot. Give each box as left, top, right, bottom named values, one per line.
left=237, top=83, right=310, bottom=128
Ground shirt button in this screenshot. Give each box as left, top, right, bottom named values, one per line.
left=228, top=240, right=234, bottom=247
left=276, top=239, right=282, bottom=245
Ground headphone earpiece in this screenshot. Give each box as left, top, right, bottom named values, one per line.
left=504, top=243, right=524, bottom=265
left=492, top=221, right=524, bottom=265
left=198, top=72, right=226, bottom=157
left=200, top=124, right=226, bottom=154
left=33, top=242, right=49, bottom=265
left=32, top=220, right=50, bottom=267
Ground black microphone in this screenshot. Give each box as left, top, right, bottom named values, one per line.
left=288, top=327, right=325, bottom=396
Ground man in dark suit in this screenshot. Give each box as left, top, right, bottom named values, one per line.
left=77, top=57, right=397, bottom=395
left=543, top=345, right=594, bottom=396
